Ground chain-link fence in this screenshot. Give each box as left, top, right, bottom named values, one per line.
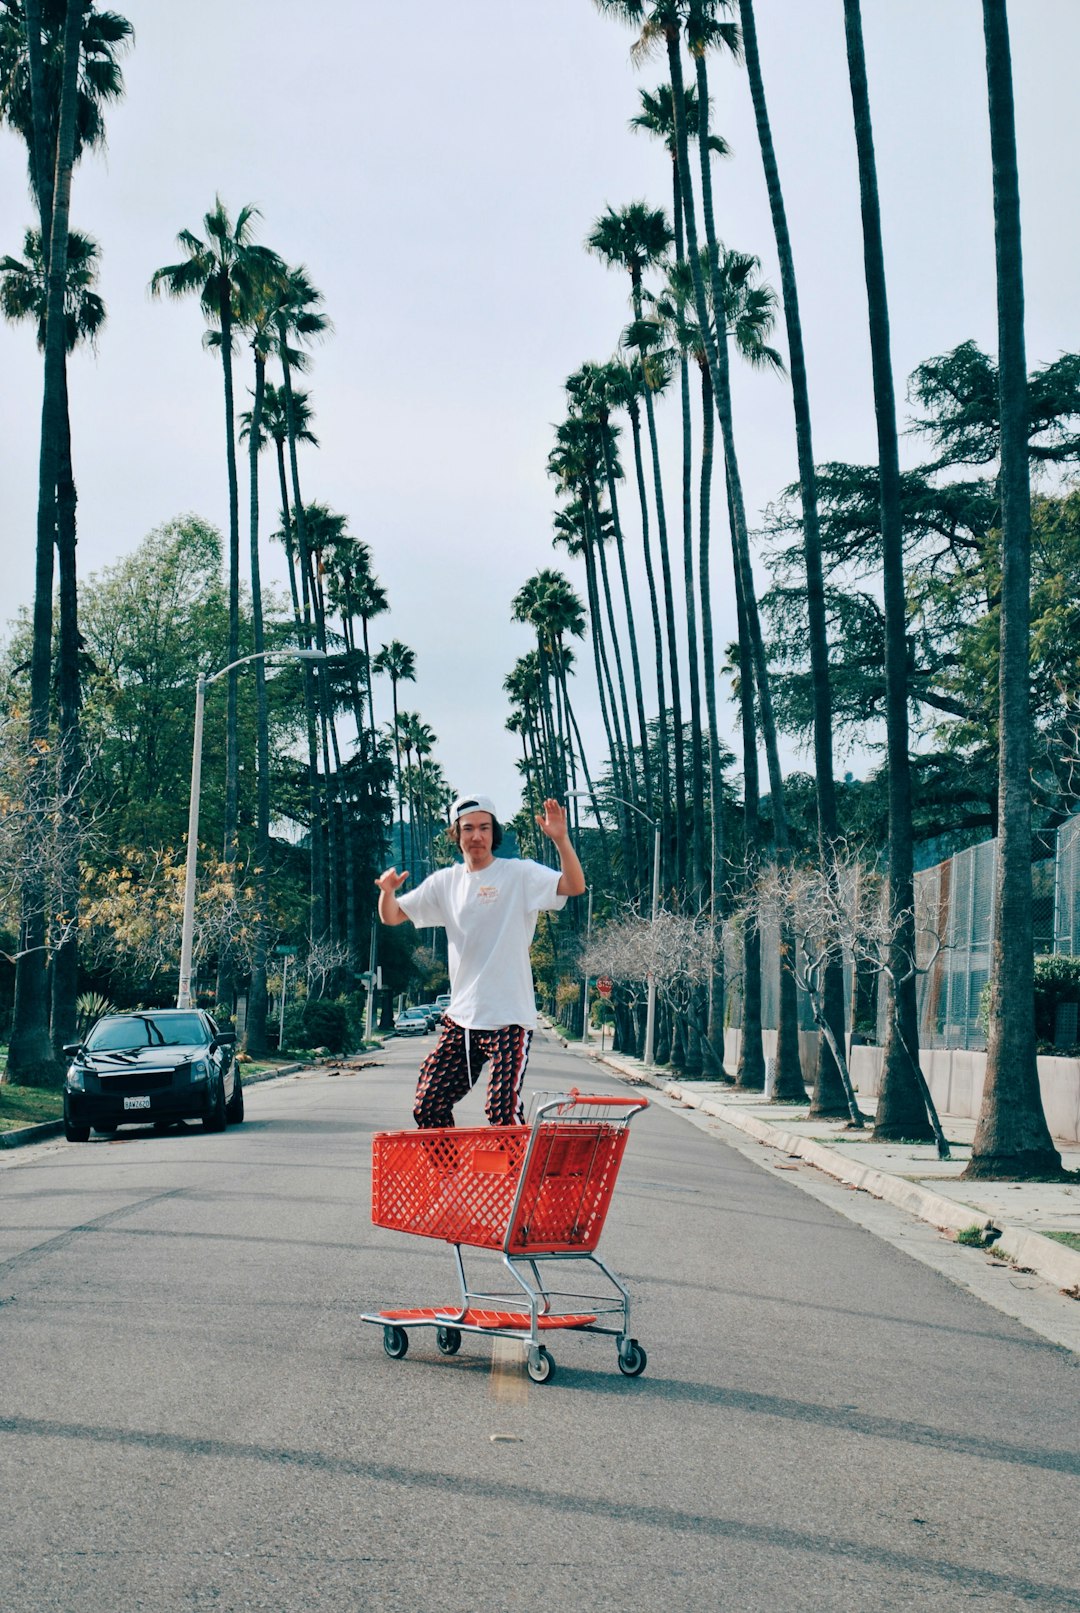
left=727, top=813, right=1079, bottom=1052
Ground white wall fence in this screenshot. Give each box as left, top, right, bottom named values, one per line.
left=723, top=1027, right=1080, bottom=1144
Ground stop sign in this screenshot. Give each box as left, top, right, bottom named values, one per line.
left=596, top=976, right=613, bottom=998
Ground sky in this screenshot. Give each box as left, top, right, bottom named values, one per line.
left=1, top=0, right=1078, bottom=823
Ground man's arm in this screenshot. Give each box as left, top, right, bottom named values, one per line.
left=536, top=799, right=587, bottom=897
left=375, top=867, right=410, bottom=925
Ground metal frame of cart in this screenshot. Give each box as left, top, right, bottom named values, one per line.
left=361, top=1090, right=649, bottom=1383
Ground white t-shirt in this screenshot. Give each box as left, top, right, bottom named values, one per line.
left=396, top=857, right=567, bottom=1030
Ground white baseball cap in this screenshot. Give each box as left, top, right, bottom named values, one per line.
left=450, top=793, right=498, bottom=823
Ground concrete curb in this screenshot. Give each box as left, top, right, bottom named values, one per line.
left=573, top=1043, right=1080, bottom=1298
left=0, top=1061, right=317, bottom=1151
left=0, top=1120, right=63, bottom=1150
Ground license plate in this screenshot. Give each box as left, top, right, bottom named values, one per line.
left=123, top=1095, right=152, bottom=1111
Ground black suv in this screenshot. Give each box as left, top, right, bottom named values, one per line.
left=63, top=1009, right=242, bottom=1142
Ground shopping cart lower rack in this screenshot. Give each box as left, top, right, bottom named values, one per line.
left=360, top=1090, right=649, bottom=1383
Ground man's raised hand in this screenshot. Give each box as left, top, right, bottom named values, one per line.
left=375, top=867, right=409, bottom=895
left=536, top=798, right=568, bottom=842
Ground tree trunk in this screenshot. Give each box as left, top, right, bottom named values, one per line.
left=640, top=356, right=686, bottom=889
left=733, top=539, right=766, bottom=1094
left=843, top=0, right=931, bottom=1140
left=965, top=0, right=1061, bottom=1178
left=740, top=0, right=848, bottom=1117
left=244, top=351, right=270, bottom=1056
left=278, top=348, right=328, bottom=944
left=626, top=393, right=672, bottom=860
left=8, top=0, right=81, bottom=1086
left=598, top=418, right=653, bottom=810
left=696, top=362, right=726, bottom=1075
left=214, top=279, right=242, bottom=1013
left=50, top=363, right=80, bottom=1052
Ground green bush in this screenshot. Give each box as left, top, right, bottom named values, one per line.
left=1033, top=955, right=1080, bottom=1043
left=283, top=997, right=353, bottom=1054
left=979, top=955, right=1080, bottom=1049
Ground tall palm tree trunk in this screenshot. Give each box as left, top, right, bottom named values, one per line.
left=627, top=393, right=672, bottom=848
left=245, top=351, right=271, bottom=1053
left=9, top=0, right=80, bottom=1084
left=671, top=133, right=707, bottom=900
left=598, top=427, right=653, bottom=809
left=843, top=0, right=930, bottom=1139
left=594, top=527, right=641, bottom=816
left=279, top=355, right=328, bottom=943
left=274, top=449, right=327, bottom=944
left=51, top=361, right=80, bottom=1051
left=740, top=0, right=848, bottom=1117
left=214, top=279, right=242, bottom=1012
left=732, top=499, right=766, bottom=1093
left=641, top=375, right=686, bottom=886
left=665, top=23, right=803, bottom=1096
left=697, top=361, right=726, bottom=1074
left=966, top=0, right=1061, bottom=1178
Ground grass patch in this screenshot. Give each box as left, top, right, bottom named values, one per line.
left=0, top=1084, right=63, bottom=1134
left=955, top=1224, right=992, bottom=1247
left=1043, top=1230, right=1080, bottom=1253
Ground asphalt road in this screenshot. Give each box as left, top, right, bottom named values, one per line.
left=1, top=1031, right=1077, bottom=1613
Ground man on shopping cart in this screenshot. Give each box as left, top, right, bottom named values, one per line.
left=376, top=794, right=586, bottom=1128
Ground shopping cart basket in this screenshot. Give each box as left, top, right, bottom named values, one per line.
left=360, top=1090, right=649, bottom=1383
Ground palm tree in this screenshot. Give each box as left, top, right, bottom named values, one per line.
left=5, top=0, right=85, bottom=1082
left=736, top=0, right=849, bottom=1117
left=586, top=203, right=685, bottom=881
left=655, top=245, right=780, bottom=1074
left=628, top=81, right=727, bottom=908
left=302, top=501, right=361, bottom=959
left=629, top=80, right=727, bottom=250
left=236, top=256, right=288, bottom=1053
left=548, top=435, right=636, bottom=865
left=372, top=640, right=416, bottom=869
left=1, top=223, right=104, bottom=1049
left=604, top=357, right=673, bottom=842
left=841, top=0, right=929, bottom=1139
left=352, top=569, right=389, bottom=767
left=271, top=265, right=332, bottom=944
left=565, top=361, right=653, bottom=813
left=398, top=712, right=437, bottom=874
left=965, top=0, right=1062, bottom=1179
left=150, top=199, right=282, bottom=999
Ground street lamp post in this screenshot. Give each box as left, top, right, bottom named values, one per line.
left=177, top=649, right=325, bottom=1011
left=568, top=791, right=661, bottom=1068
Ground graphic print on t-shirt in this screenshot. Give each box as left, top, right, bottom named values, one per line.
left=476, top=885, right=499, bottom=905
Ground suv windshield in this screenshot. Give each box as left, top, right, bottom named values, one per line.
left=86, top=1013, right=208, bottom=1052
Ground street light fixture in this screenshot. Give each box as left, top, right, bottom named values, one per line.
left=177, top=648, right=326, bottom=1011
left=567, top=791, right=661, bottom=1068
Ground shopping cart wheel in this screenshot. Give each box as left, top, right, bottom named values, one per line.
left=617, top=1339, right=647, bottom=1377
left=435, top=1326, right=462, bottom=1356
left=525, top=1346, right=555, bottom=1384
left=382, top=1325, right=409, bottom=1360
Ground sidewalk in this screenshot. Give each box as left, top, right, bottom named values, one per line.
left=554, top=1031, right=1080, bottom=1301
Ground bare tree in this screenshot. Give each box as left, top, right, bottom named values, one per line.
left=748, top=854, right=951, bottom=1157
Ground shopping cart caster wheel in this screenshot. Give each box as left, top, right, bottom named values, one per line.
left=436, top=1326, right=462, bottom=1356
left=617, top=1339, right=647, bottom=1377
left=525, top=1346, right=555, bottom=1384
left=382, top=1325, right=409, bottom=1360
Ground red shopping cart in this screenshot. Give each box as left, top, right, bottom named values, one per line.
left=360, top=1090, right=649, bottom=1383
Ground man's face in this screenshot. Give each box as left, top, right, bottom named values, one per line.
left=458, top=811, right=495, bottom=866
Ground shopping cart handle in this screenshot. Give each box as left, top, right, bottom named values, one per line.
left=569, top=1095, right=648, bottom=1107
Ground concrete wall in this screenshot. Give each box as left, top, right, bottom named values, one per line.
left=723, top=1028, right=1080, bottom=1144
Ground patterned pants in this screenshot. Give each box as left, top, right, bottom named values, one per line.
left=413, top=1018, right=533, bottom=1129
